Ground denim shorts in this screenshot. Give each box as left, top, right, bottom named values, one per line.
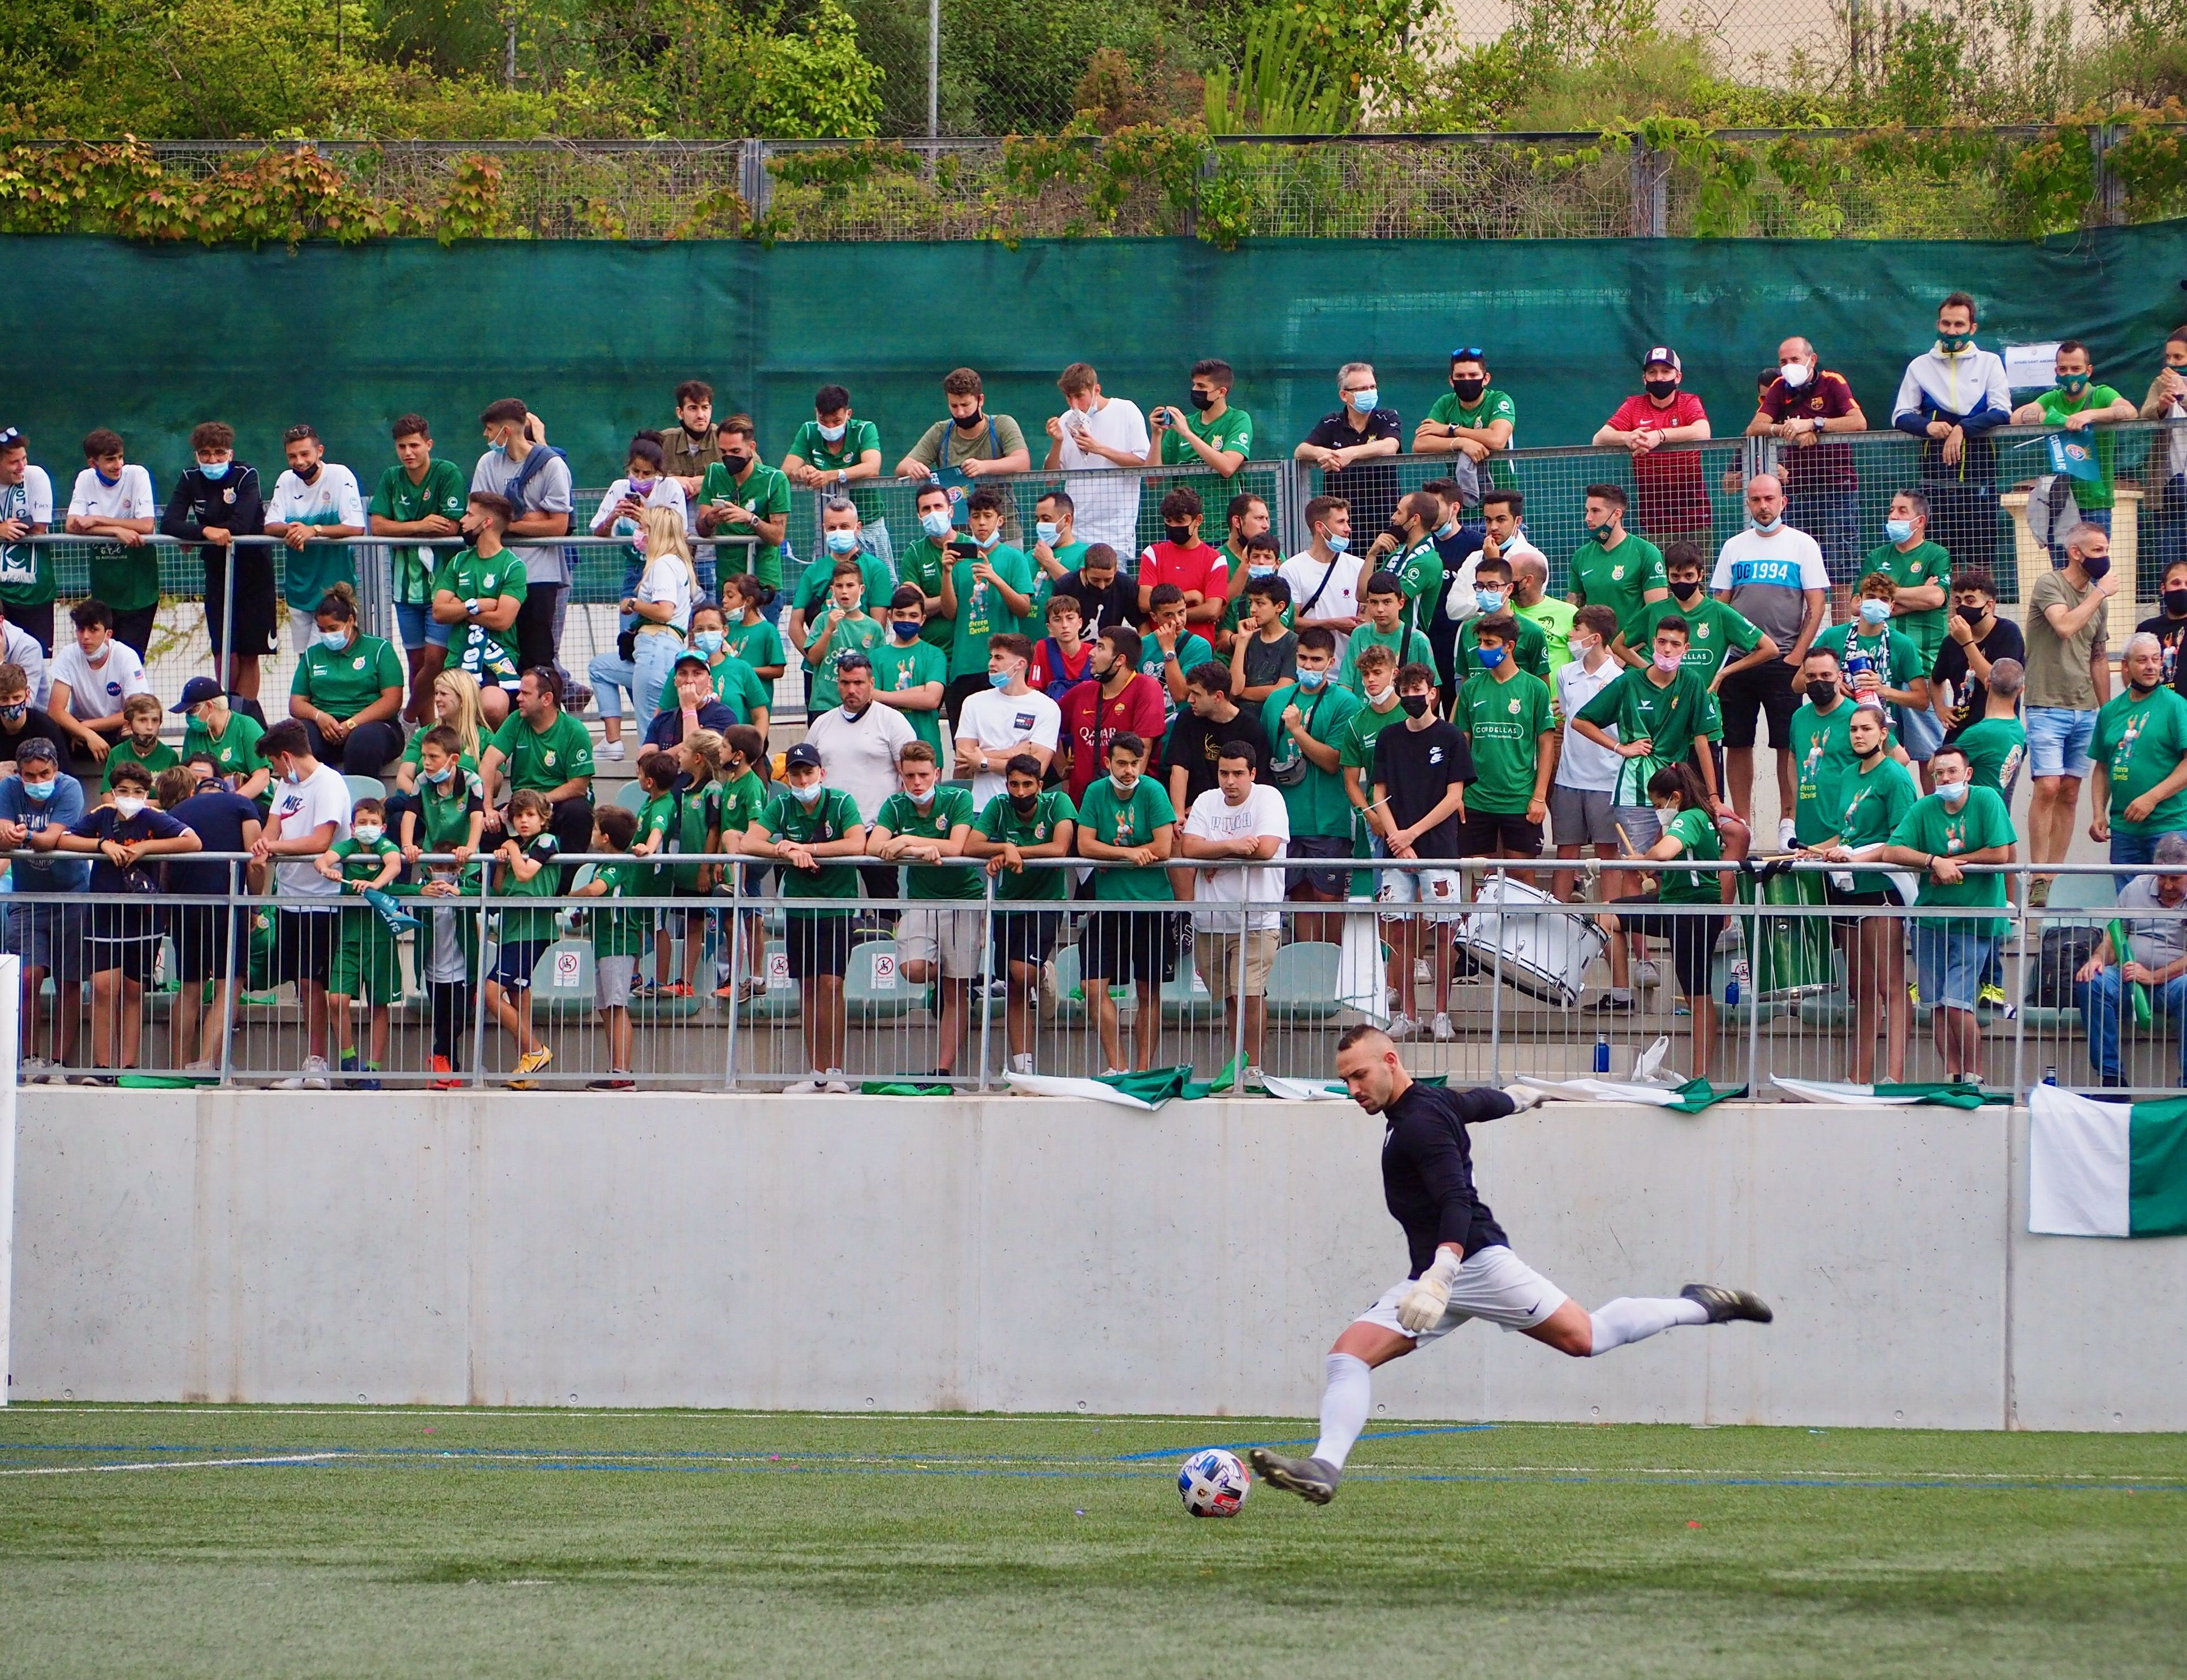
left=2025, top=706, right=2095, bottom=780
left=1913, top=923, right=1994, bottom=1013
left=395, top=600, right=451, bottom=650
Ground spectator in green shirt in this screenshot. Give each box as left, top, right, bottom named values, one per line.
left=870, top=585, right=948, bottom=751
left=2090, top=632, right=2187, bottom=870
left=1026, top=487, right=1090, bottom=623
left=695, top=415, right=791, bottom=589
left=938, top=487, right=1036, bottom=724
left=868, top=740, right=981, bottom=1078
left=1074, top=731, right=1179, bottom=1075
left=289, top=582, right=406, bottom=778
left=896, top=482, right=957, bottom=648
left=480, top=666, right=594, bottom=863
left=1568, top=481, right=1670, bottom=652
left=482, top=788, right=559, bottom=1088
left=1412, top=347, right=1516, bottom=474
left=2010, top=339, right=2140, bottom=547
left=782, top=383, right=889, bottom=568
left=1146, top=358, right=1254, bottom=480
left=966, top=754, right=1078, bottom=1074
left=567, top=802, right=649, bottom=1091
left=368, top=414, right=469, bottom=726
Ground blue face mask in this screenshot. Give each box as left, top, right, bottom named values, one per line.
left=1884, top=517, right=1915, bottom=544
left=425, top=765, right=454, bottom=786
left=1475, top=588, right=1505, bottom=613
left=1036, top=521, right=1060, bottom=545
left=1296, top=667, right=1328, bottom=691
left=21, top=777, right=54, bottom=802
left=93, top=468, right=120, bottom=488
left=693, top=629, right=724, bottom=657
left=1478, top=644, right=1508, bottom=670
left=317, top=626, right=351, bottom=651
left=920, top=509, right=953, bottom=540
left=988, top=669, right=1015, bottom=690
left=200, top=460, right=231, bottom=482
left=1752, top=513, right=1783, bottom=533
left=824, top=530, right=859, bottom=556
left=892, top=619, right=922, bottom=641
left=1858, top=598, right=1892, bottom=627
left=789, top=780, right=823, bottom=805
left=1349, top=388, right=1379, bottom=414
left=1325, top=533, right=1351, bottom=555
left=1249, top=564, right=1276, bottom=579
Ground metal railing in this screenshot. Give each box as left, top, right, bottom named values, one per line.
left=6, top=855, right=2170, bottom=1099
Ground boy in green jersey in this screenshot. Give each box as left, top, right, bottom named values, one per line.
left=1640, top=543, right=1775, bottom=689
left=1954, top=657, right=2028, bottom=799
left=1783, top=646, right=1865, bottom=848
left=1413, top=348, right=1516, bottom=468
left=1152, top=359, right=1254, bottom=479
left=1811, top=572, right=1931, bottom=770
left=314, top=796, right=406, bottom=1087
left=567, top=804, right=650, bottom=1091
left=368, top=414, right=469, bottom=722
left=803, top=559, right=888, bottom=715
left=870, top=586, right=950, bottom=752
left=1452, top=554, right=1550, bottom=682
left=939, top=487, right=1037, bottom=721
left=100, top=693, right=178, bottom=794
left=1074, top=732, right=1179, bottom=1075
left=1451, top=614, right=1556, bottom=862
left=431, top=492, right=525, bottom=725
left=1568, top=482, right=1669, bottom=651
left=708, top=724, right=773, bottom=1003
left=1262, top=625, right=1361, bottom=939
left=967, top=754, right=1078, bottom=1073
left=1337, top=571, right=1435, bottom=694
left=895, top=482, right=957, bottom=650
left=2009, top=340, right=2140, bottom=549
left=745, top=742, right=869, bottom=1092
left=781, top=383, right=886, bottom=536
left=484, top=789, right=560, bottom=1087
left=869, top=741, right=981, bottom=1077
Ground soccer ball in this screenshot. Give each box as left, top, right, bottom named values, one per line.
left=1177, top=1448, right=1250, bottom=1517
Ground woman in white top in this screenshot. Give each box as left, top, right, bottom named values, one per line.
left=588, top=505, right=696, bottom=757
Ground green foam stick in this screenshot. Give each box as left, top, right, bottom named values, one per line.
left=2108, top=918, right=2153, bottom=1029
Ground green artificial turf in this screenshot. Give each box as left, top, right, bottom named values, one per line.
left=1, top=1407, right=2182, bottom=1678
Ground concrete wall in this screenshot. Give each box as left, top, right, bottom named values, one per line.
left=8, top=1090, right=2184, bottom=1427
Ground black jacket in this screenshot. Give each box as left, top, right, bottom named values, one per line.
left=1380, top=1081, right=1515, bottom=1277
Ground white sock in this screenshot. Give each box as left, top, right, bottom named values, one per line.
left=1310, top=1353, right=1372, bottom=1467
left=1586, top=1295, right=1709, bottom=1355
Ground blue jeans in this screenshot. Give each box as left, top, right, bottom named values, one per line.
left=2074, top=963, right=2187, bottom=1085
left=394, top=600, right=450, bottom=651
left=1787, top=488, right=1861, bottom=586
left=857, top=519, right=895, bottom=577
left=1913, top=924, right=1994, bottom=1012
left=2108, top=827, right=2187, bottom=892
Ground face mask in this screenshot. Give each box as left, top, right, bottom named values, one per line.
left=199, top=460, right=230, bottom=481
left=2164, top=589, right=2187, bottom=617
left=891, top=619, right=921, bottom=641
left=839, top=701, right=866, bottom=722
left=824, top=530, right=859, bottom=556
left=353, top=824, right=384, bottom=844
left=94, top=468, right=119, bottom=487
left=1671, top=581, right=1701, bottom=601
left=1938, top=779, right=1969, bottom=807
left=989, top=669, right=1015, bottom=690
left=1450, top=377, right=1486, bottom=401
left=789, top=780, right=824, bottom=805
left=1477, top=645, right=1507, bottom=670
left=1297, top=667, right=1328, bottom=691
left=2059, top=372, right=2090, bottom=395
left=1400, top=693, right=1431, bottom=718
left=1751, top=513, right=1783, bottom=533
left=1779, top=361, right=1812, bottom=390
left=1644, top=379, right=1679, bottom=400
left=1652, top=651, right=1682, bottom=675
left=693, top=629, right=725, bottom=657
left=1809, top=683, right=1840, bottom=707
left=2081, top=553, right=2112, bottom=582
left=2132, top=674, right=2159, bottom=696
left=1587, top=521, right=1616, bottom=545
left=1324, top=533, right=1351, bottom=555
left=317, top=626, right=351, bottom=651
left=721, top=454, right=753, bottom=474
left=1884, top=517, right=1915, bottom=544
left=1654, top=804, right=1681, bottom=822
left=1437, top=519, right=1459, bottom=539
left=952, top=409, right=986, bottom=431
left=1365, top=681, right=1394, bottom=706
left=904, top=785, right=935, bottom=808
left=1189, top=390, right=1216, bottom=411
left=22, top=778, right=54, bottom=802
left=1164, top=524, right=1194, bottom=548
left=1035, top=521, right=1060, bottom=545
left=627, top=477, right=654, bottom=496
left=1859, top=599, right=1892, bottom=627
left=1475, top=588, right=1505, bottom=613
left=425, top=765, right=454, bottom=786
left=817, top=421, right=848, bottom=444
left=920, top=509, right=954, bottom=540
left=1938, top=332, right=1972, bottom=353
left=1569, top=636, right=1598, bottom=660
left=113, top=795, right=146, bottom=819
left=488, top=433, right=511, bottom=457
left=283, top=766, right=301, bottom=785
left=1854, top=740, right=1884, bottom=762
left=1108, top=772, right=1137, bottom=797
left=0, top=704, right=22, bottom=724
left=1953, top=602, right=1985, bottom=624
left=1249, top=563, right=1276, bottom=580
left=1348, top=389, right=1379, bottom=414
left=1010, top=792, right=1039, bottom=815
left=296, top=461, right=322, bottom=484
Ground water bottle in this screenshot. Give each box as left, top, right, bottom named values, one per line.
left=2042, top=1065, right=2058, bottom=1086
left=1727, top=957, right=1749, bottom=1009
left=1593, top=1034, right=1611, bottom=1074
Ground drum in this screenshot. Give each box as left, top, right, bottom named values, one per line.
left=1735, top=866, right=1836, bottom=998
left=1455, top=875, right=1607, bottom=1007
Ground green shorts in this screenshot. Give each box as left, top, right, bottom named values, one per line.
left=329, top=917, right=404, bottom=1005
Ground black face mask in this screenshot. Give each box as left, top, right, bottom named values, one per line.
left=952, top=409, right=986, bottom=431
left=1855, top=740, right=1885, bottom=761
left=1953, top=602, right=1986, bottom=624
left=1450, top=377, right=1487, bottom=401
left=1010, top=792, right=1039, bottom=815
left=2131, top=677, right=2160, bottom=696
left=296, top=461, right=321, bottom=484
left=1164, top=524, right=1194, bottom=547
left=1383, top=522, right=1410, bottom=547
left=1671, top=581, right=1702, bottom=601
left=1400, top=693, right=1431, bottom=718
left=2165, top=588, right=2187, bottom=617
left=721, top=453, right=752, bottom=474
left=1188, top=390, right=1215, bottom=411
left=1644, top=378, right=1679, bottom=400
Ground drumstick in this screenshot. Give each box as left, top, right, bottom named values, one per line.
left=1614, top=821, right=1640, bottom=859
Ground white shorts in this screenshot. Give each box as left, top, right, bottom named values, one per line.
left=1356, top=1246, right=1569, bottom=1343
left=1377, top=867, right=1465, bottom=921
left=896, top=903, right=984, bottom=981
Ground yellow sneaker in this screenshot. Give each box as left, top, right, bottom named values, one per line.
left=1978, top=983, right=2007, bottom=1007
left=508, top=1047, right=552, bottom=1089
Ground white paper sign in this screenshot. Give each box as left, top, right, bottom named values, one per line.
left=551, top=949, right=583, bottom=990
left=2004, top=340, right=2061, bottom=391
left=871, top=952, right=899, bottom=991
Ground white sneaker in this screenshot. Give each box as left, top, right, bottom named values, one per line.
left=1100, top=1066, right=1131, bottom=1078
left=19, top=1055, right=51, bottom=1083
left=1010, top=1053, right=1034, bottom=1075
left=182, top=1057, right=217, bottom=1074
left=1714, top=925, right=1742, bottom=954
left=277, top=1055, right=331, bottom=1091
left=1632, top=960, right=1661, bottom=988
left=1387, top=1013, right=1419, bottom=1041
left=598, top=738, right=626, bottom=762
left=1777, top=818, right=1797, bottom=850
left=1431, top=1011, right=1455, bottom=1042
left=822, top=1069, right=852, bottom=1094
left=1413, top=959, right=1433, bottom=984
left=783, top=1073, right=826, bottom=1094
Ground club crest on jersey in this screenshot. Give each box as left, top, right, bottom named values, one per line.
left=1611, top=564, right=1626, bottom=580
left=543, top=751, right=558, bottom=767
left=1696, top=623, right=1712, bottom=639
left=1507, top=698, right=1521, bottom=714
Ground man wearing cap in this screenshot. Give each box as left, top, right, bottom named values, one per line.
left=1596, top=348, right=1714, bottom=547
left=642, top=652, right=740, bottom=752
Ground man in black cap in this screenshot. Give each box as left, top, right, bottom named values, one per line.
left=642, top=651, right=740, bottom=753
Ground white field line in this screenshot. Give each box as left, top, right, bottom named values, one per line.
left=0, top=1451, right=351, bottom=1476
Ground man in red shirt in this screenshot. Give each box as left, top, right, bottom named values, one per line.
left=1595, top=347, right=1713, bottom=547
left=1746, top=335, right=1867, bottom=602
left=1058, top=624, right=1167, bottom=801
left=1137, top=486, right=1229, bottom=630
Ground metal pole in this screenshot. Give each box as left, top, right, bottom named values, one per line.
left=928, top=0, right=940, bottom=139
left=723, top=863, right=743, bottom=1092
left=470, top=869, right=491, bottom=1087
left=2011, top=865, right=2028, bottom=1096
left=0, top=951, right=15, bottom=1408
left=217, top=862, right=240, bottom=1087
left=1744, top=888, right=1762, bottom=1096
left=218, top=538, right=236, bottom=697
left=1230, top=893, right=1248, bottom=1086
left=1487, top=867, right=1504, bottom=1085
left=976, top=868, right=994, bottom=1092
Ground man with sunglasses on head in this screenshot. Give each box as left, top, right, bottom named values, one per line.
left=1414, top=347, right=1516, bottom=469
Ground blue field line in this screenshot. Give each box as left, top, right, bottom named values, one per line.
left=1112, top=1425, right=1498, bottom=1462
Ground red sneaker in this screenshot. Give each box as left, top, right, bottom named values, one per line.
left=428, top=1054, right=460, bottom=1092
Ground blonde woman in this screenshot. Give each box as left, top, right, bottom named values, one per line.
left=394, top=668, right=485, bottom=797
left=589, top=504, right=697, bottom=759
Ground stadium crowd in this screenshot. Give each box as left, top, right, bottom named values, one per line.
left=0, top=294, right=2184, bottom=1092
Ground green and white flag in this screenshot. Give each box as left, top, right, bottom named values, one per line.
left=2028, top=1085, right=2187, bottom=1237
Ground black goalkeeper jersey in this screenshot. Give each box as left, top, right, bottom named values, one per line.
left=1380, top=1081, right=1514, bottom=1277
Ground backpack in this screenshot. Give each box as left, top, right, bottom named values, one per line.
left=2025, top=923, right=2098, bottom=1009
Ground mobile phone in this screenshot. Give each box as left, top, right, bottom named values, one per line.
left=948, top=538, right=982, bottom=559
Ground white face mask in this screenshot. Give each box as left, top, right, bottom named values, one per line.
left=1364, top=681, right=1394, bottom=705
left=1779, top=360, right=1812, bottom=390
left=1108, top=771, right=1137, bottom=796
left=353, top=824, right=384, bottom=844
left=112, top=794, right=147, bottom=819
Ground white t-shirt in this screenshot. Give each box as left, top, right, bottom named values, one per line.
left=67, top=463, right=154, bottom=525
left=266, top=463, right=366, bottom=533
left=803, top=702, right=917, bottom=823
left=591, top=475, right=695, bottom=539
left=0, top=465, right=55, bottom=598
left=50, top=639, right=152, bottom=722
left=267, top=762, right=354, bottom=908
left=1555, top=656, right=1625, bottom=792
left=1278, top=549, right=1364, bottom=625
left=1709, top=526, right=1830, bottom=649
left=1447, top=533, right=1547, bottom=621
left=1053, top=398, right=1151, bottom=552
left=955, top=685, right=1063, bottom=810
left=3, top=620, right=48, bottom=708
left=634, top=550, right=696, bottom=636
left=1184, top=784, right=1291, bottom=931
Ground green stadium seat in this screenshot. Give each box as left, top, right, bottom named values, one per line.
left=614, top=781, right=649, bottom=814
left=847, top=938, right=925, bottom=1020
left=532, top=939, right=596, bottom=1018
left=344, top=774, right=387, bottom=805
left=1266, top=940, right=1342, bottom=1021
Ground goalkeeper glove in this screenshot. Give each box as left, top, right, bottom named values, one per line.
left=1396, top=1249, right=1464, bottom=1334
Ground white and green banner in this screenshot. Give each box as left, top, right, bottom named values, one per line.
left=2028, top=1085, right=2187, bottom=1238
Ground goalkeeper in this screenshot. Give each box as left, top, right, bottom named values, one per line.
left=1252, top=1024, right=1771, bottom=1506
